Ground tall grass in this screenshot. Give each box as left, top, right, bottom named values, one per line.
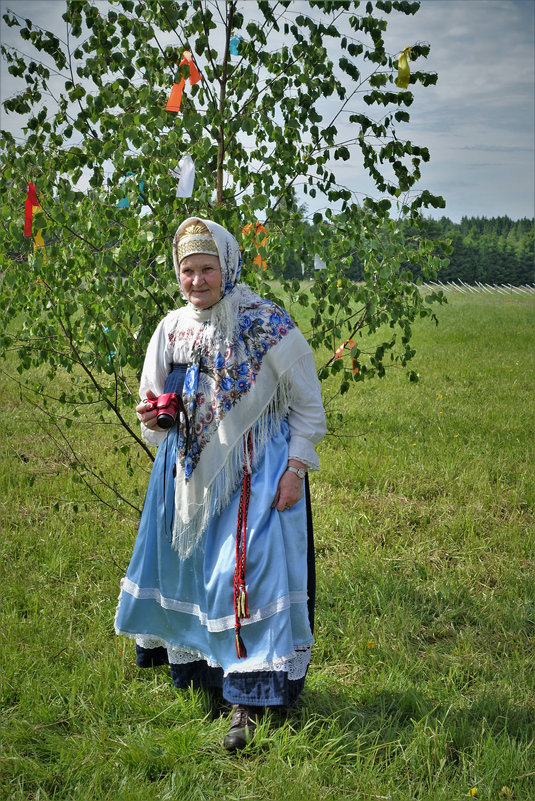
left=1, top=291, right=533, bottom=800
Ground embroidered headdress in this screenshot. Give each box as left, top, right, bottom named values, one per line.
left=174, top=220, right=219, bottom=264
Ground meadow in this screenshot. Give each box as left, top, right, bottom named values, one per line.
left=1, top=290, right=534, bottom=800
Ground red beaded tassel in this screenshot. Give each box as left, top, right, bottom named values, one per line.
left=234, top=431, right=253, bottom=658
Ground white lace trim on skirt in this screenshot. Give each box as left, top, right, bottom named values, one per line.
left=126, top=631, right=312, bottom=679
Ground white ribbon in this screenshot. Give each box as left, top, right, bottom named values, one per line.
left=170, top=155, right=196, bottom=198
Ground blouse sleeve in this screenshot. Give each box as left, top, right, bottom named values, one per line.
left=287, top=352, right=326, bottom=471
left=138, top=314, right=176, bottom=446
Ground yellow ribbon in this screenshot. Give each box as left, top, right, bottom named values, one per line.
left=33, top=229, right=47, bottom=263
left=396, top=47, right=412, bottom=89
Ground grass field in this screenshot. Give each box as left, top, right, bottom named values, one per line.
left=1, top=291, right=534, bottom=800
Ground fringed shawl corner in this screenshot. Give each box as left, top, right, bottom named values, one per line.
left=171, top=367, right=296, bottom=559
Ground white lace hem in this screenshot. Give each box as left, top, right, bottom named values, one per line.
left=117, top=629, right=312, bottom=679
left=119, top=577, right=308, bottom=633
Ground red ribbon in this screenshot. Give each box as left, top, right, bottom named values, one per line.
left=24, top=182, right=40, bottom=237
left=334, top=339, right=359, bottom=375
left=234, top=431, right=253, bottom=658
left=166, top=51, right=201, bottom=113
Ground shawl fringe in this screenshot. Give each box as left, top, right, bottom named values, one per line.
left=172, top=372, right=294, bottom=559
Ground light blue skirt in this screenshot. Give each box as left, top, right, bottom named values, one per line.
left=115, top=404, right=314, bottom=705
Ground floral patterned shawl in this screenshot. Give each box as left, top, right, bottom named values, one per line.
left=169, top=218, right=312, bottom=558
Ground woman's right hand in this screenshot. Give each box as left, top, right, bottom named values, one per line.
left=136, top=390, right=162, bottom=430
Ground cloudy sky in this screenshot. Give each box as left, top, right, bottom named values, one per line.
left=1, top=0, right=534, bottom=222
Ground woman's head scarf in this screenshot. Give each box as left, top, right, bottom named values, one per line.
left=173, top=217, right=242, bottom=303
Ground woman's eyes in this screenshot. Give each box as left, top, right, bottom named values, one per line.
left=182, top=267, right=215, bottom=276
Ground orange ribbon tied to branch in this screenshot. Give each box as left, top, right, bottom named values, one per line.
left=395, top=46, right=412, bottom=89
left=242, top=221, right=268, bottom=269
left=334, top=339, right=359, bottom=375
left=24, top=182, right=40, bottom=237
left=166, top=50, right=201, bottom=113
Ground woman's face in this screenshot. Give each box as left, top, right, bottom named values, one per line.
left=179, top=253, right=223, bottom=309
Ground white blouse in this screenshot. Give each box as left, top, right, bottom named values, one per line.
left=138, top=309, right=326, bottom=470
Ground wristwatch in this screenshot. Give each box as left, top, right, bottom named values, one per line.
left=287, top=465, right=306, bottom=479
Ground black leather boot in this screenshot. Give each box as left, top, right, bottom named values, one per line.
left=223, top=704, right=260, bottom=751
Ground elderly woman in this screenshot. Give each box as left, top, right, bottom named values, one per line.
left=115, top=218, right=326, bottom=750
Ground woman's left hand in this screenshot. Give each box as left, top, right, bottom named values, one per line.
left=272, top=469, right=304, bottom=512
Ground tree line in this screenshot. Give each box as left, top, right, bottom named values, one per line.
left=271, top=214, right=533, bottom=286
left=420, top=215, right=534, bottom=286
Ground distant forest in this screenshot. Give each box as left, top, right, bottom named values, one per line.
left=419, top=216, right=534, bottom=286
left=280, top=215, right=534, bottom=285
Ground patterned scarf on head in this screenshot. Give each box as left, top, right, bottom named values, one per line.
left=169, top=217, right=310, bottom=558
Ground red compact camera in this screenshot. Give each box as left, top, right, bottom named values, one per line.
left=145, top=392, right=181, bottom=430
